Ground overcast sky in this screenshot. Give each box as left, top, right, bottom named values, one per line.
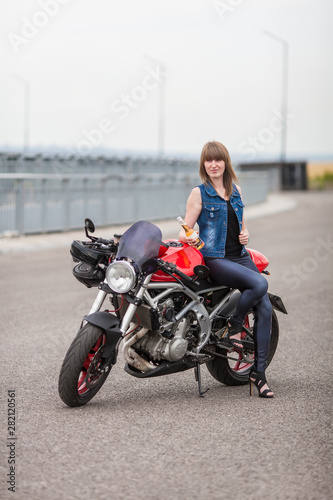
left=1, top=0, right=332, bottom=160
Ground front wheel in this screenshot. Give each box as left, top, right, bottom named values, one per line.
left=206, top=309, right=279, bottom=386
left=58, top=324, right=112, bottom=407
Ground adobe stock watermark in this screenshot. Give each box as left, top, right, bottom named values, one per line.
left=65, top=62, right=168, bottom=158
left=213, top=0, right=244, bottom=20
left=8, top=0, right=73, bottom=54
left=281, top=235, right=333, bottom=292
left=238, top=108, right=296, bottom=160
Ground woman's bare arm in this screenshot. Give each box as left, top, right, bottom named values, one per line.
left=178, top=187, right=202, bottom=242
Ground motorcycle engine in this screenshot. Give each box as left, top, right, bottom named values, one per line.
left=133, top=300, right=188, bottom=362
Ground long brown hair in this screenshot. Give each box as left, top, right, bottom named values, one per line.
left=199, top=141, right=238, bottom=198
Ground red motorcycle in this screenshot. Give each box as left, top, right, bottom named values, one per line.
left=58, top=219, right=287, bottom=407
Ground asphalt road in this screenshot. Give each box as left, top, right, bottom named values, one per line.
left=1, top=191, right=332, bottom=500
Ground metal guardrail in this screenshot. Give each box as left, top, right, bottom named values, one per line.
left=0, top=172, right=199, bottom=235
left=0, top=154, right=270, bottom=236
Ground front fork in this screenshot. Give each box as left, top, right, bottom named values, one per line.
left=118, top=274, right=152, bottom=335
left=87, top=289, right=107, bottom=315
left=85, top=274, right=152, bottom=335
left=81, top=289, right=107, bottom=327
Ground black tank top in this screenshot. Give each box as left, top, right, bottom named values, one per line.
left=225, top=200, right=242, bottom=257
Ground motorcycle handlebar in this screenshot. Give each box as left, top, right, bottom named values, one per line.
left=157, top=259, right=200, bottom=288
left=97, top=237, right=114, bottom=245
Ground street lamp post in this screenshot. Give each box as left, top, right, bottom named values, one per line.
left=262, top=30, right=289, bottom=165
left=144, top=55, right=166, bottom=156
left=11, top=73, right=31, bottom=152
left=158, top=63, right=166, bottom=157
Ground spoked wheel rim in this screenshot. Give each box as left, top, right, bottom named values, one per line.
left=226, top=314, right=254, bottom=375
left=77, top=334, right=106, bottom=396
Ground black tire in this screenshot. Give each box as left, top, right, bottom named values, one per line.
left=58, top=324, right=112, bottom=407
left=206, top=309, right=279, bottom=386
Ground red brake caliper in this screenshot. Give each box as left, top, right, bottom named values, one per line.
left=77, top=336, right=103, bottom=394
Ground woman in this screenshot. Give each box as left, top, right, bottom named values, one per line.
left=179, top=141, right=274, bottom=398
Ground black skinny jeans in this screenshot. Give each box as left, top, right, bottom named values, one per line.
left=205, top=252, right=272, bottom=372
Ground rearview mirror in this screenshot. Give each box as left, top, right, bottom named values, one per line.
left=84, top=218, right=95, bottom=237
left=193, top=265, right=210, bottom=278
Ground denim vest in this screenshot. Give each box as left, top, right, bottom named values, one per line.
left=197, top=182, right=246, bottom=258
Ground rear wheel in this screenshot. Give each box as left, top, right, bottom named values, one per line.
left=206, top=309, right=279, bottom=386
left=58, top=324, right=112, bottom=407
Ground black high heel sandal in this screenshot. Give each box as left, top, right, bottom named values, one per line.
left=223, top=318, right=244, bottom=350
left=249, top=370, right=274, bottom=398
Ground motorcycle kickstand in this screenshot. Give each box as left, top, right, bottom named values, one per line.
left=194, top=362, right=209, bottom=398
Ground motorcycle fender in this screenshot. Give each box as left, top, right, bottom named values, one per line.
left=268, top=293, right=288, bottom=314
left=84, top=311, right=123, bottom=362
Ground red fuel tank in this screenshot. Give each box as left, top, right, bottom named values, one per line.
left=152, top=240, right=204, bottom=282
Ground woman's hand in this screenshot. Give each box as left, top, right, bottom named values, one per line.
left=179, top=229, right=200, bottom=247
left=239, top=229, right=249, bottom=245
left=185, top=231, right=200, bottom=247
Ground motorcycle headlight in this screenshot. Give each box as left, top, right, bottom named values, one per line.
left=105, top=260, right=136, bottom=293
